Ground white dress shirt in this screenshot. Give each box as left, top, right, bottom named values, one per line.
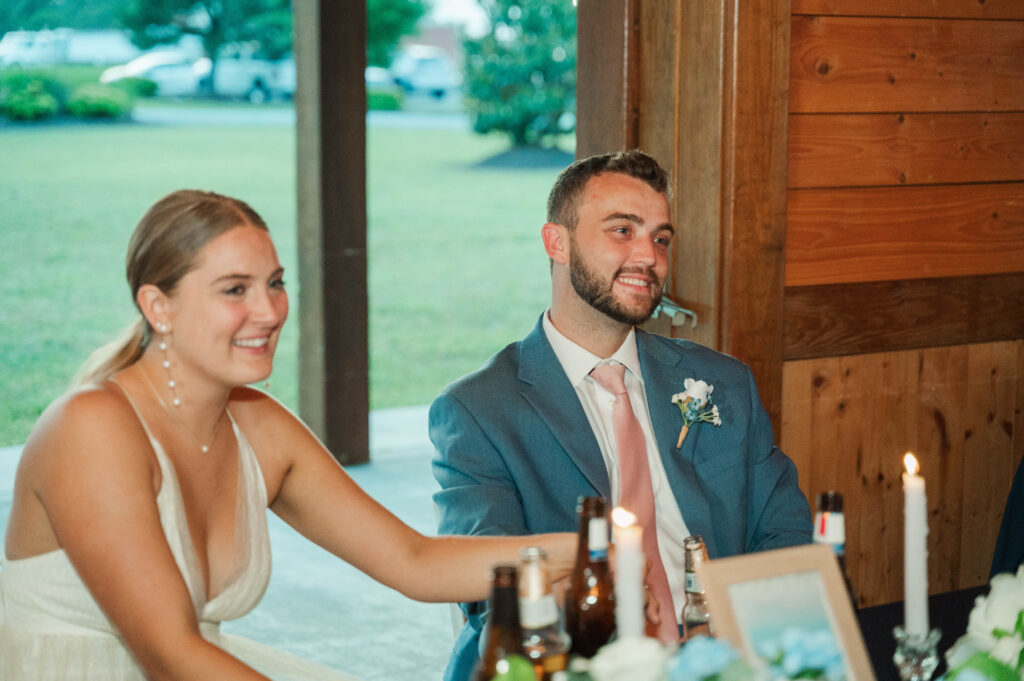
left=542, top=311, right=690, bottom=622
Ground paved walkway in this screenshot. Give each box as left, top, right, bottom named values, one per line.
left=0, top=405, right=453, bottom=681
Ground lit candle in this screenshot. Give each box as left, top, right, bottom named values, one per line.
left=612, top=507, right=644, bottom=639
left=902, top=452, right=929, bottom=637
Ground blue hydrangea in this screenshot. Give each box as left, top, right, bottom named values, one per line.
left=757, top=627, right=844, bottom=681
left=667, top=636, right=741, bottom=681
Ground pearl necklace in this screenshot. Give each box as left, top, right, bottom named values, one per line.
left=137, top=364, right=222, bottom=453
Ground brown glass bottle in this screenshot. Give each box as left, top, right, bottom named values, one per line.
left=563, top=496, right=615, bottom=658
left=476, top=565, right=537, bottom=681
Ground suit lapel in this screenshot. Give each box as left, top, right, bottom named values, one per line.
left=637, top=330, right=718, bottom=556
left=518, top=319, right=612, bottom=499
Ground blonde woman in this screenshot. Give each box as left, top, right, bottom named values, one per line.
left=0, top=190, right=576, bottom=681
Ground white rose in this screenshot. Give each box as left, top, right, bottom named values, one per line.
left=683, top=378, right=713, bottom=404
left=967, top=566, right=1024, bottom=637
left=946, top=632, right=998, bottom=670
left=589, top=637, right=672, bottom=681
left=990, top=635, right=1024, bottom=667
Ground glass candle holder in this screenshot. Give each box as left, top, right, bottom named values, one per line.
left=893, top=626, right=941, bottom=681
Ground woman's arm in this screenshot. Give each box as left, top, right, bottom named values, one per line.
left=14, top=387, right=270, bottom=681
left=233, top=391, right=576, bottom=604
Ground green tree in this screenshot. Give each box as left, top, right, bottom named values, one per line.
left=119, top=0, right=291, bottom=94
left=0, top=0, right=122, bottom=34
left=463, top=0, right=576, bottom=148
left=367, top=0, right=428, bottom=67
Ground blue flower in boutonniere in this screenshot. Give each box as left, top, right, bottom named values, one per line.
left=671, top=378, right=722, bottom=449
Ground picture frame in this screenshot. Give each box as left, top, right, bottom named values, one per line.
left=701, top=543, right=876, bottom=681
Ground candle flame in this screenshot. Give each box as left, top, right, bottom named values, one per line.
left=611, top=507, right=636, bottom=527
left=904, top=452, right=920, bottom=476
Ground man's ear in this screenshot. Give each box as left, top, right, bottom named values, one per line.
left=542, top=222, right=570, bottom=265
left=137, top=284, right=170, bottom=331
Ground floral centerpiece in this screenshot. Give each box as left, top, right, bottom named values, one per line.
left=567, top=628, right=843, bottom=681
left=944, top=566, right=1024, bottom=681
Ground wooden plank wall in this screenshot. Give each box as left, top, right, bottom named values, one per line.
left=782, top=0, right=1024, bottom=606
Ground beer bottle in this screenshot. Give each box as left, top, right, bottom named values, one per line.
left=681, top=535, right=712, bottom=640
left=564, top=496, right=615, bottom=658
left=476, top=565, right=537, bottom=681
left=814, top=490, right=858, bottom=608
left=519, top=547, right=570, bottom=680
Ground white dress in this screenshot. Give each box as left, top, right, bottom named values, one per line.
left=0, top=395, right=360, bottom=681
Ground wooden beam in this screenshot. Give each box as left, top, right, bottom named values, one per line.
left=719, top=0, right=791, bottom=425
left=791, top=0, right=1024, bottom=20
left=788, top=112, right=1024, bottom=188
left=786, top=183, right=1024, bottom=286
left=294, top=0, right=369, bottom=464
left=575, top=0, right=636, bottom=157
left=791, top=16, right=1024, bottom=113
left=783, top=273, right=1024, bottom=360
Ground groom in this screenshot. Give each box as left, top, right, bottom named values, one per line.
left=430, top=150, right=811, bottom=681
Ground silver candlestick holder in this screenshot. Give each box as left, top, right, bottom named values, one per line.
left=893, top=626, right=941, bottom=681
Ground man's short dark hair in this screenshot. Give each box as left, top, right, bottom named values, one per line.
left=545, top=149, right=670, bottom=229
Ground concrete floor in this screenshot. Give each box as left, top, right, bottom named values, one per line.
left=0, top=405, right=453, bottom=681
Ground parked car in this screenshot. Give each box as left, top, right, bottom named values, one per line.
left=100, top=50, right=294, bottom=102
left=389, top=45, right=461, bottom=99
left=0, top=28, right=142, bottom=67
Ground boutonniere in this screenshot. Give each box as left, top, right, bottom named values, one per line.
left=671, top=378, right=722, bottom=449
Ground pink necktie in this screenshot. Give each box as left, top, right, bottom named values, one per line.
left=590, top=362, right=679, bottom=643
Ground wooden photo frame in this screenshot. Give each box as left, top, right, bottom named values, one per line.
left=701, top=543, right=876, bottom=681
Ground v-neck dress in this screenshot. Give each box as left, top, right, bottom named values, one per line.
left=0, top=394, right=360, bottom=681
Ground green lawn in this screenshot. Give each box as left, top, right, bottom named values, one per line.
left=0, top=116, right=570, bottom=446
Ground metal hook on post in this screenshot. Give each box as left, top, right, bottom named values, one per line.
left=653, top=297, right=698, bottom=328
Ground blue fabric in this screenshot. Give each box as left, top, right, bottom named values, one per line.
left=990, top=454, right=1024, bottom=578
left=430, top=316, right=812, bottom=681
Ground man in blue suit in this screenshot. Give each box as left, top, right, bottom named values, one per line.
left=430, top=150, right=811, bottom=681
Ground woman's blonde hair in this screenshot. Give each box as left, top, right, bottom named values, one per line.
left=74, top=189, right=269, bottom=387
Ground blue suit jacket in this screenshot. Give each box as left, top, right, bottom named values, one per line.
left=430, top=317, right=811, bottom=680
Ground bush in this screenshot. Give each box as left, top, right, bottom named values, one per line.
left=110, top=77, right=157, bottom=98
left=367, top=86, right=402, bottom=111
left=67, top=83, right=133, bottom=119
left=0, top=74, right=61, bottom=121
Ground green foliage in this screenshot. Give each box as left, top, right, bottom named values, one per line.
left=119, top=0, right=292, bottom=60
left=67, top=82, right=133, bottom=118
left=0, top=73, right=60, bottom=120
left=367, top=87, right=402, bottom=111
left=0, top=0, right=122, bottom=34
left=463, top=0, right=577, bottom=148
left=366, top=0, right=428, bottom=67
left=110, top=76, right=158, bottom=98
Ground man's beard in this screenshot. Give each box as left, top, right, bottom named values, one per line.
left=568, top=239, right=662, bottom=326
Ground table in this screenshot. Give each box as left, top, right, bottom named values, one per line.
left=855, top=585, right=988, bottom=681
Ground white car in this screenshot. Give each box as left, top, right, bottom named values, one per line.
left=100, top=50, right=293, bottom=102
left=389, top=45, right=461, bottom=99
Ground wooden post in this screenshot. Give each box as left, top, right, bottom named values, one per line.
left=294, top=0, right=369, bottom=464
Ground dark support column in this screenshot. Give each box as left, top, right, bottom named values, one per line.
left=717, top=0, right=789, bottom=426
left=576, top=0, right=637, bottom=158
left=294, top=1, right=369, bottom=464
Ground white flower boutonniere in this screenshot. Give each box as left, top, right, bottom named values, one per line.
left=671, top=378, right=722, bottom=449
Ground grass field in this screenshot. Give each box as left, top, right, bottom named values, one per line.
left=0, top=113, right=571, bottom=446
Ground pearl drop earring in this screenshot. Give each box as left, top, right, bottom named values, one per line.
left=155, top=323, right=180, bottom=407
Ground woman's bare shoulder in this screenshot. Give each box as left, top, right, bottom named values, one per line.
left=21, top=381, right=153, bottom=475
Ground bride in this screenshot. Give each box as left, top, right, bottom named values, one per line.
left=0, top=189, right=576, bottom=681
